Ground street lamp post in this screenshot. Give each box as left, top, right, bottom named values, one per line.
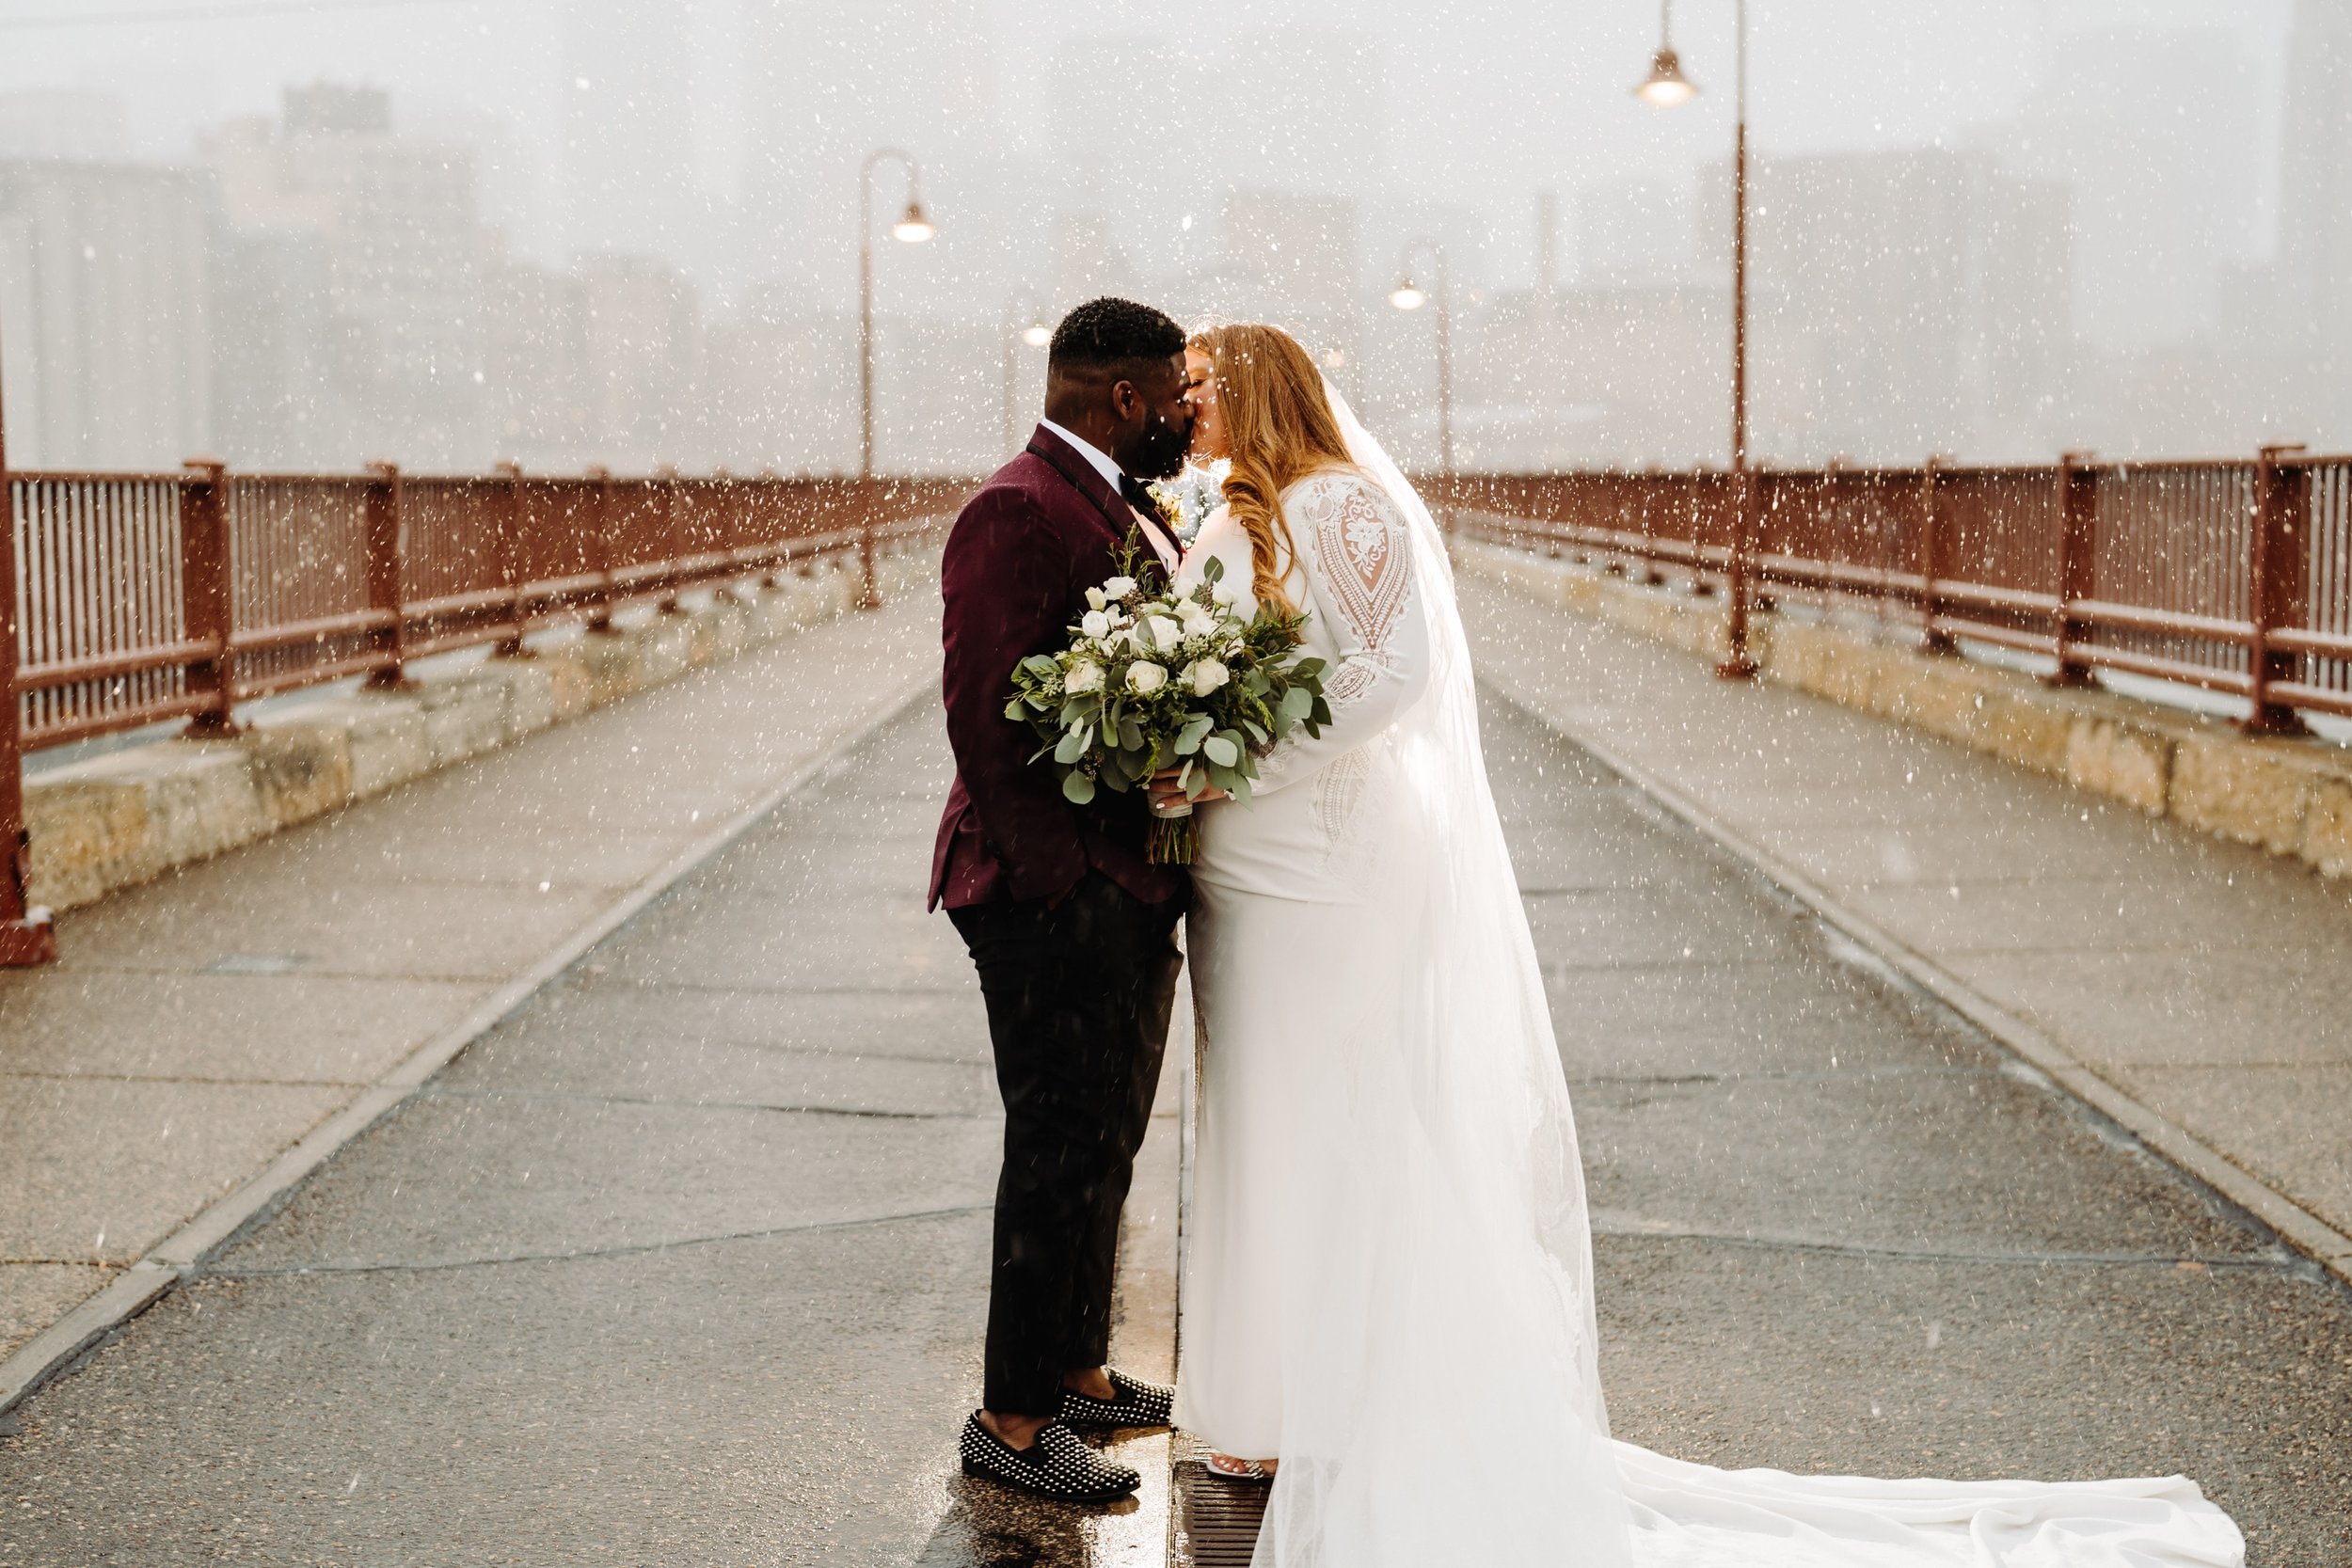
left=858, top=147, right=934, bottom=483
left=1387, top=238, right=1454, bottom=480
left=1638, top=0, right=1757, bottom=678
left=1002, top=289, right=1051, bottom=451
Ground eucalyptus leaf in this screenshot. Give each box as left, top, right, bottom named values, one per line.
left=1062, top=771, right=1096, bottom=804
left=1054, top=723, right=1092, bottom=765
left=1120, top=717, right=1146, bottom=752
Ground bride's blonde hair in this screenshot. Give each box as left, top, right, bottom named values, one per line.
left=1186, top=323, right=1355, bottom=618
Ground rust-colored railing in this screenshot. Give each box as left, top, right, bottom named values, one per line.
left=1, top=464, right=972, bottom=963
left=1429, top=449, right=2352, bottom=734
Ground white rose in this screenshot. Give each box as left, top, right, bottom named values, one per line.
left=1126, top=660, right=1168, bottom=695
left=1085, top=586, right=1107, bottom=610
left=1102, top=575, right=1138, bottom=600
left=1065, top=660, right=1104, bottom=695
left=1210, top=582, right=1236, bottom=607
left=1185, top=657, right=1230, bottom=696
left=1146, top=614, right=1184, bottom=650
left=1178, top=602, right=1216, bottom=637
left=1081, top=609, right=1111, bottom=638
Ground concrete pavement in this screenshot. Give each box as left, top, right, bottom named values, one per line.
left=0, top=703, right=1180, bottom=1566
left=1460, top=568, right=2352, bottom=1288
left=3, top=581, right=2349, bottom=1563
left=0, top=587, right=944, bottom=1392
left=1475, top=689, right=2352, bottom=1566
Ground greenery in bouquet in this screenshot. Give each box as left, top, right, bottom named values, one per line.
left=1004, top=553, right=1330, bottom=864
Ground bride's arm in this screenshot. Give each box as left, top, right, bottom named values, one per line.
left=1248, top=473, right=1431, bottom=796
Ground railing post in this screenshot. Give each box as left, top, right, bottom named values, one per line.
left=856, top=479, right=883, bottom=612
left=1918, top=456, right=1957, bottom=655
left=1636, top=471, right=1664, bottom=585
left=2046, top=452, right=2098, bottom=688
left=1717, top=465, right=1759, bottom=678
left=493, top=461, right=532, bottom=657
left=0, top=460, right=57, bottom=966
left=657, top=467, right=688, bottom=615
left=180, top=458, right=240, bottom=736
left=586, top=465, right=618, bottom=634
left=362, top=461, right=411, bottom=689
left=2244, top=442, right=2312, bottom=737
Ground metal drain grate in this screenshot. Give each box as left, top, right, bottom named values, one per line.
left=1169, top=1433, right=1268, bottom=1567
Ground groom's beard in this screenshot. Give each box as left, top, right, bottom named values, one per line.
left=1123, top=410, right=1193, bottom=482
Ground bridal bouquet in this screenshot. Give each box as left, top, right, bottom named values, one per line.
left=1006, top=556, right=1330, bottom=864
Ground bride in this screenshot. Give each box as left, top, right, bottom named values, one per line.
left=1150, top=322, right=2245, bottom=1568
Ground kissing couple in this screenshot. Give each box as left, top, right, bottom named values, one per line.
left=927, top=298, right=2243, bottom=1566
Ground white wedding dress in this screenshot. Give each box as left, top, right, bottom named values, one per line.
left=1168, top=396, right=2246, bottom=1568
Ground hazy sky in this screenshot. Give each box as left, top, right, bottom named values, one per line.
left=0, top=0, right=2294, bottom=257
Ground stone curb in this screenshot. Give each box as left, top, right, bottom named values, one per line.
left=1490, top=686, right=2352, bottom=1293
left=0, top=668, right=943, bottom=1420
left=1454, top=536, right=2352, bottom=884
left=23, top=542, right=937, bottom=915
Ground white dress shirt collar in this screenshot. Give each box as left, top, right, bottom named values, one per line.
left=1036, top=418, right=1178, bottom=569
left=1037, top=418, right=1127, bottom=494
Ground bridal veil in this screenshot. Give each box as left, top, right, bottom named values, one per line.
left=1221, top=383, right=2245, bottom=1567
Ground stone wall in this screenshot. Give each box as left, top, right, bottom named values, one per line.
left=1455, top=539, right=2352, bottom=883
left=24, top=545, right=938, bottom=913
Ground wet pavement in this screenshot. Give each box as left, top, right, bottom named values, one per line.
left=4, top=692, right=2350, bottom=1564
left=0, top=708, right=1173, bottom=1567
left=1486, top=689, right=2352, bottom=1567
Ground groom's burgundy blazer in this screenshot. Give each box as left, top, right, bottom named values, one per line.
left=929, top=425, right=1189, bottom=912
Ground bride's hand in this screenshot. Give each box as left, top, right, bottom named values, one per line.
left=1150, top=768, right=1227, bottom=811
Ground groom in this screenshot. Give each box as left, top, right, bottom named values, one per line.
left=930, top=297, right=1195, bottom=1502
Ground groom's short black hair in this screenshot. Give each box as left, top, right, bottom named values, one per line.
left=1048, top=297, right=1185, bottom=381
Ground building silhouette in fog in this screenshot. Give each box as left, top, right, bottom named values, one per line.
left=205, top=84, right=490, bottom=469
left=561, top=0, right=705, bottom=277
left=0, top=156, right=212, bottom=469
left=2275, top=0, right=2352, bottom=443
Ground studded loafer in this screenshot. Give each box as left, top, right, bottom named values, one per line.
left=959, top=1413, right=1141, bottom=1504
left=1056, top=1366, right=1174, bottom=1432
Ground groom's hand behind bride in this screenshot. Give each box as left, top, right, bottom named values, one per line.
left=1150, top=767, right=1227, bottom=811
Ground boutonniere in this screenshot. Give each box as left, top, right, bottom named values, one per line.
left=1149, top=465, right=1226, bottom=548
left=1140, top=483, right=1184, bottom=540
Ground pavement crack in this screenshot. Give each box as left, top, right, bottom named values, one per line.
left=1589, top=1216, right=2301, bottom=1271
left=1565, top=1066, right=1999, bottom=1087
left=192, top=1202, right=993, bottom=1279
left=413, top=1085, right=982, bottom=1118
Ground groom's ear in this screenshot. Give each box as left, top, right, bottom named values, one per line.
left=1105, top=376, right=1144, bottom=424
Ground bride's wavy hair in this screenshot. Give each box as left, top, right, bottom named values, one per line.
left=1186, top=323, right=1355, bottom=618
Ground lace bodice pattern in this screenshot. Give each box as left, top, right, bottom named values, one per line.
left=1173, top=467, right=1431, bottom=897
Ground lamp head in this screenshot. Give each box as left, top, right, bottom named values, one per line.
left=1389, top=279, right=1427, bottom=312
left=891, top=199, right=936, bottom=244
left=1635, top=46, right=1698, bottom=106
left=1022, top=320, right=1052, bottom=348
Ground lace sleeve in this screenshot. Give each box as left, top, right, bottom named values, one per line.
left=1251, top=471, right=1430, bottom=795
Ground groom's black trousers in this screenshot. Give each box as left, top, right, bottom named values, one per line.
left=948, top=870, right=1184, bottom=1417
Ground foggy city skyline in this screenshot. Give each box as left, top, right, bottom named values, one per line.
left=0, top=0, right=2342, bottom=476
